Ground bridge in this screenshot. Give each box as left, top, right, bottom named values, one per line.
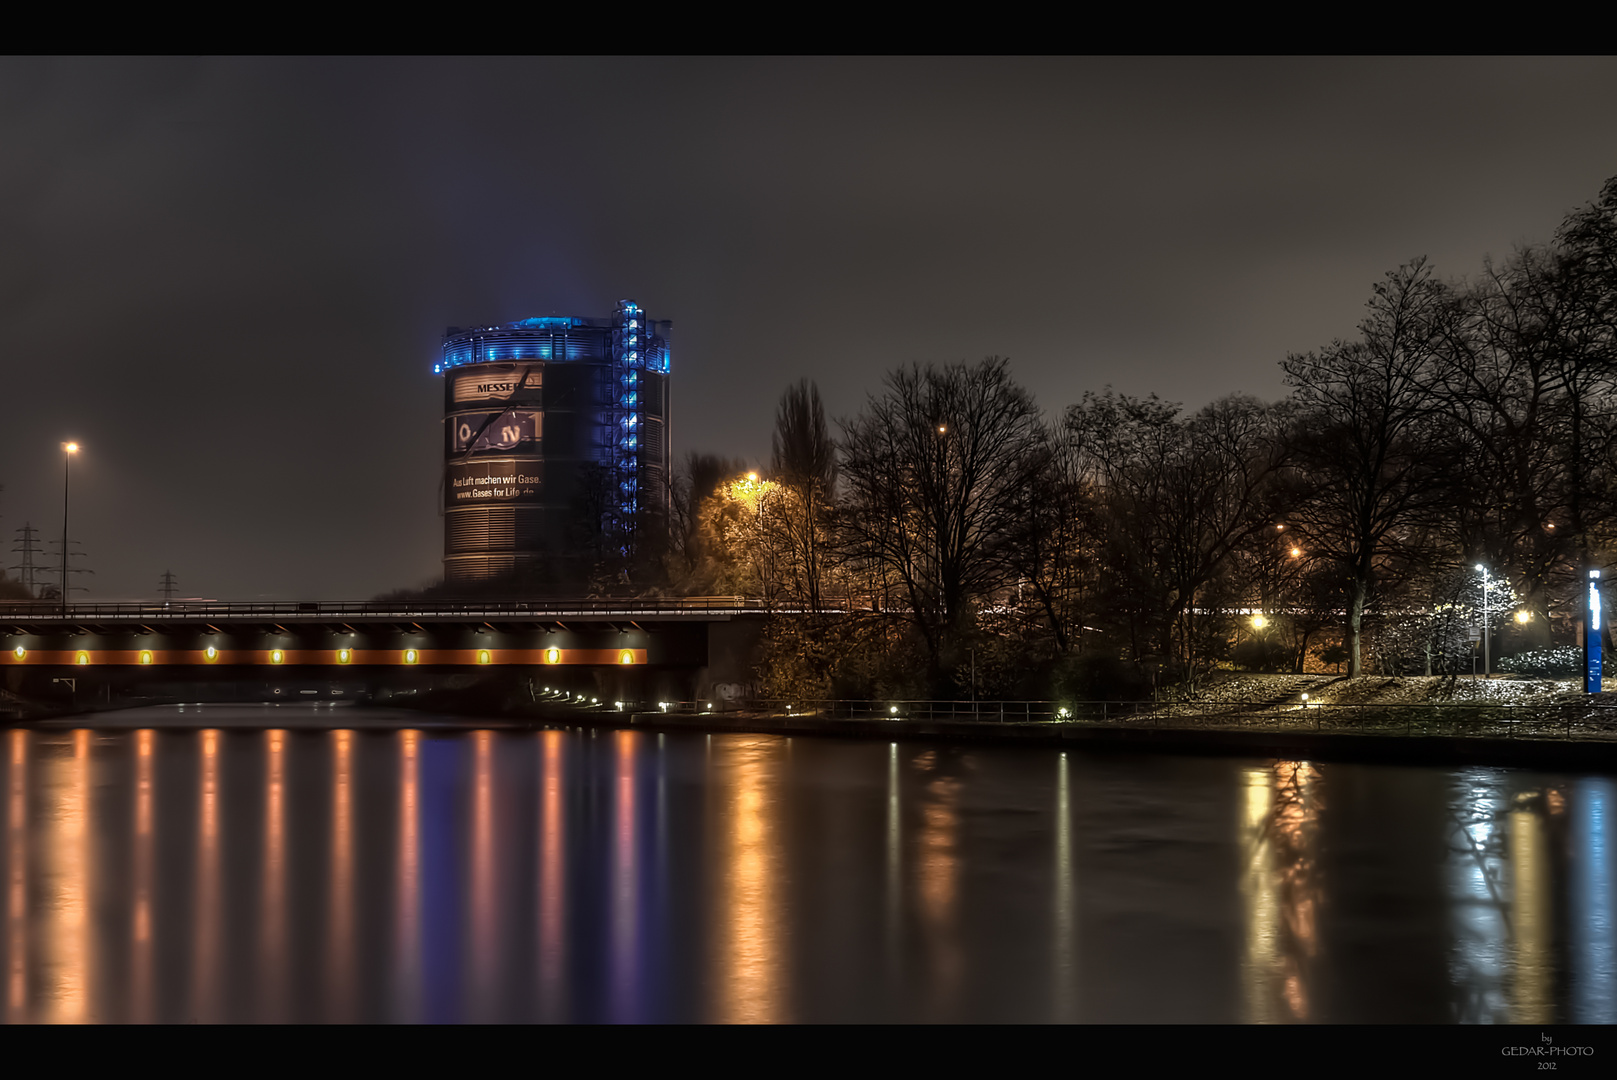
left=1, top=598, right=797, bottom=709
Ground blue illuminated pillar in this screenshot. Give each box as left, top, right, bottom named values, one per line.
left=1587, top=569, right=1603, bottom=694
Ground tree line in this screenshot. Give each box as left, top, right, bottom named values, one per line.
left=652, top=176, right=1617, bottom=701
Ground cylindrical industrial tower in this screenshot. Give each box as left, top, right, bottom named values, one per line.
left=438, top=300, right=670, bottom=583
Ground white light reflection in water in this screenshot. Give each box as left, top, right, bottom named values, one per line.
left=1573, top=778, right=1615, bottom=1022
left=6, top=730, right=27, bottom=1022
left=885, top=742, right=900, bottom=986
left=538, top=730, right=566, bottom=1022
left=716, top=737, right=783, bottom=1023
left=1052, top=752, right=1077, bottom=1022
left=394, top=730, right=421, bottom=1022
left=260, top=730, right=287, bottom=1022
left=129, top=730, right=155, bottom=1023
left=328, top=730, right=354, bottom=1022
left=1447, top=770, right=1510, bottom=1023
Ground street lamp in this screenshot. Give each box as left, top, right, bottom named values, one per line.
left=61, top=442, right=79, bottom=615
left=1475, top=563, right=1490, bottom=678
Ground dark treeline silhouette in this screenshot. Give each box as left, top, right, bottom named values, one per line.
left=403, top=176, right=1617, bottom=700
left=653, top=175, right=1617, bottom=699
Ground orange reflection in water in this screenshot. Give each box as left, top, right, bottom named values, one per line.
left=328, top=730, right=354, bottom=1021
left=260, top=730, right=287, bottom=1021
left=716, top=738, right=784, bottom=1023
left=538, top=730, right=565, bottom=1019
left=471, top=730, right=496, bottom=1019
left=612, top=730, right=637, bottom=1020
left=42, top=729, right=91, bottom=1023
left=915, top=754, right=962, bottom=1013
left=190, top=729, right=220, bottom=1023
left=129, top=730, right=155, bottom=1023
left=394, top=730, right=420, bottom=1020
left=1241, top=761, right=1324, bottom=1023
left=1511, top=799, right=1552, bottom=1023
left=6, top=730, right=26, bottom=1021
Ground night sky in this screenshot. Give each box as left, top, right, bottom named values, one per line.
left=5, top=57, right=1617, bottom=601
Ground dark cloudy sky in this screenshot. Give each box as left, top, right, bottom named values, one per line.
left=4, top=57, right=1617, bottom=600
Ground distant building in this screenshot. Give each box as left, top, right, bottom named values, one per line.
left=437, top=300, right=671, bottom=582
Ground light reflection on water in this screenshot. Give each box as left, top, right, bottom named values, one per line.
left=0, top=705, right=1613, bottom=1023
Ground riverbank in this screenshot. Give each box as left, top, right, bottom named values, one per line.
left=601, top=707, right=1617, bottom=770
left=10, top=673, right=1617, bottom=770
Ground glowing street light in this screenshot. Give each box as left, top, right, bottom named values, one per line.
left=60, top=441, right=80, bottom=615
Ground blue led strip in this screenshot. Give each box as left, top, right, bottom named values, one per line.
left=611, top=300, right=644, bottom=554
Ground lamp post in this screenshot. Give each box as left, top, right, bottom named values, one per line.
left=61, top=442, right=79, bottom=616
left=1475, top=563, right=1490, bottom=678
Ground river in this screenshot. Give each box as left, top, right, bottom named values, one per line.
left=1, top=704, right=1613, bottom=1023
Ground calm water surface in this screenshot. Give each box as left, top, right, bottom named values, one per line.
left=2, top=704, right=1614, bottom=1023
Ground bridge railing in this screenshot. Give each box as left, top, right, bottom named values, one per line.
left=0, top=597, right=840, bottom=619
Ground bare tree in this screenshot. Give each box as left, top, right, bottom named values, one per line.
left=1068, top=390, right=1289, bottom=685
left=838, top=357, right=1051, bottom=688
left=767, top=379, right=837, bottom=609
left=1281, top=259, right=1452, bottom=676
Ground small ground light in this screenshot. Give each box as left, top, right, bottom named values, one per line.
left=1058, top=706, right=1071, bottom=719
left=890, top=705, right=899, bottom=715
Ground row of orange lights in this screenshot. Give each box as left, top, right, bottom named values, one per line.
left=8, top=645, right=640, bottom=666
